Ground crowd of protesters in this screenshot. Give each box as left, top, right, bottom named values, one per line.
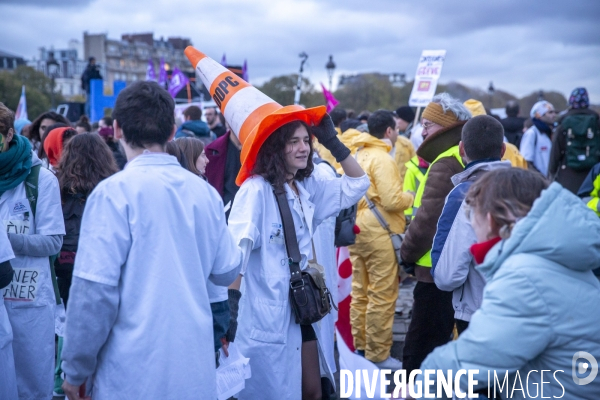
left=0, top=55, right=599, bottom=400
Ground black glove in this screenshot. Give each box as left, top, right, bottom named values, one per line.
left=312, top=115, right=351, bottom=162
left=225, top=289, right=242, bottom=342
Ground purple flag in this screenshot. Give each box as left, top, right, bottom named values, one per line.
left=321, top=83, right=339, bottom=113
left=242, top=59, right=248, bottom=82
left=158, top=58, right=168, bottom=88
left=146, top=59, right=156, bottom=81
left=15, top=85, right=28, bottom=120
left=220, top=53, right=227, bottom=66
left=168, top=67, right=189, bottom=98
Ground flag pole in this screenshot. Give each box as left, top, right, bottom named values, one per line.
left=186, top=82, right=191, bottom=103
left=413, top=106, right=421, bottom=128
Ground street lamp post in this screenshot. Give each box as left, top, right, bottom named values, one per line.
left=293, top=52, right=308, bottom=105
left=487, top=81, right=495, bottom=110
left=46, top=51, right=59, bottom=110
left=325, top=55, right=336, bottom=92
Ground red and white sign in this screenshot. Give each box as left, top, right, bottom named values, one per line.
left=408, top=50, right=446, bottom=107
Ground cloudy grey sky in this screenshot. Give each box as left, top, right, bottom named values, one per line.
left=2, top=0, right=599, bottom=102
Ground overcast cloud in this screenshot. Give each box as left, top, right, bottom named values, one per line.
left=1, top=0, right=599, bottom=103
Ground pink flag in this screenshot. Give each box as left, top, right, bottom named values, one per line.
left=168, top=67, right=189, bottom=98
left=321, top=83, right=339, bottom=113
left=158, top=58, right=168, bottom=88
left=15, top=85, right=27, bottom=120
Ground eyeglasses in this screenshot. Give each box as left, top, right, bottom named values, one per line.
left=422, top=121, right=436, bottom=131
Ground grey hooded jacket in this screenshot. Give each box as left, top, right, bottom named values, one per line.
left=431, top=161, right=511, bottom=321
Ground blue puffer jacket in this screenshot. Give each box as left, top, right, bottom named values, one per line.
left=175, top=119, right=212, bottom=139
left=420, top=183, right=600, bottom=399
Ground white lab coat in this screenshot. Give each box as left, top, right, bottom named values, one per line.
left=228, top=172, right=369, bottom=400
left=311, top=163, right=339, bottom=384
left=0, top=231, right=18, bottom=400
left=1, top=158, right=64, bottom=400
left=69, top=154, right=242, bottom=399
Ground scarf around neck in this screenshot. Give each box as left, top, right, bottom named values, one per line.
left=532, top=118, right=552, bottom=136
left=0, top=134, right=33, bottom=196
left=470, top=236, right=502, bottom=265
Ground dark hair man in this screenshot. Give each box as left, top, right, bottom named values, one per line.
left=432, top=115, right=509, bottom=341
left=204, top=106, right=227, bottom=137
left=329, top=107, right=347, bottom=128
left=175, top=105, right=211, bottom=139
left=60, top=82, right=242, bottom=399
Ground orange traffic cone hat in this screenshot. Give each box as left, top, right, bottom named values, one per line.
left=184, top=46, right=327, bottom=185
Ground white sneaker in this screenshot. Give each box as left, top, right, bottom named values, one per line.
left=373, top=356, right=403, bottom=370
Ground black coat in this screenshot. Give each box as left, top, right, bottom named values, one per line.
left=501, top=116, right=525, bottom=148
left=81, top=63, right=102, bottom=92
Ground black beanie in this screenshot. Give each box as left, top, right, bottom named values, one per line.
left=461, top=115, right=504, bottom=160
left=395, top=106, right=415, bottom=123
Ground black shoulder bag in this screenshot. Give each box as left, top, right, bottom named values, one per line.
left=313, top=157, right=358, bottom=247
left=273, top=188, right=336, bottom=325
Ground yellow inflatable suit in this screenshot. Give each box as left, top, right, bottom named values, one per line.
left=340, top=129, right=414, bottom=363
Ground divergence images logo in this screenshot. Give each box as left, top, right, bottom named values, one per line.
left=572, top=351, right=598, bottom=386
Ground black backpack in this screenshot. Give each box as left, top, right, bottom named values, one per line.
left=563, top=114, right=600, bottom=170
left=313, top=158, right=357, bottom=247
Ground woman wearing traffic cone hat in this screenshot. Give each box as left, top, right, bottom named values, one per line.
left=185, top=47, right=370, bottom=399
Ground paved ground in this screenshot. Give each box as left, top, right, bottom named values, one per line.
left=332, top=278, right=416, bottom=399
left=392, top=277, right=416, bottom=360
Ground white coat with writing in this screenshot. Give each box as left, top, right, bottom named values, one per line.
left=1, top=160, right=64, bottom=400
left=228, top=172, right=369, bottom=400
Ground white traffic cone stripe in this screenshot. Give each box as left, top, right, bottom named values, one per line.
left=222, top=86, right=277, bottom=140
left=195, top=57, right=227, bottom=92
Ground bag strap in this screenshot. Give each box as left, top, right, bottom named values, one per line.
left=273, top=188, right=304, bottom=287
left=309, top=239, right=318, bottom=264
left=364, top=193, right=394, bottom=235
left=354, top=149, right=393, bottom=235
left=24, top=165, right=62, bottom=306
left=24, top=165, right=41, bottom=218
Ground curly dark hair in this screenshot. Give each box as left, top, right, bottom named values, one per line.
left=56, top=133, right=119, bottom=200
left=252, top=120, right=314, bottom=190
left=29, top=111, right=70, bottom=143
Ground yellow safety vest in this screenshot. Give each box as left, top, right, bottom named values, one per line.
left=588, top=174, right=600, bottom=217
left=413, top=146, right=464, bottom=267
left=403, top=156, right=426, bottom=219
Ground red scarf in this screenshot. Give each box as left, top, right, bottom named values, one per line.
left=470, top=237, right=502, bottom=265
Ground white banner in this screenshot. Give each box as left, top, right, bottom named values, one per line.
left=408, top=50, right=446, bottom=107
